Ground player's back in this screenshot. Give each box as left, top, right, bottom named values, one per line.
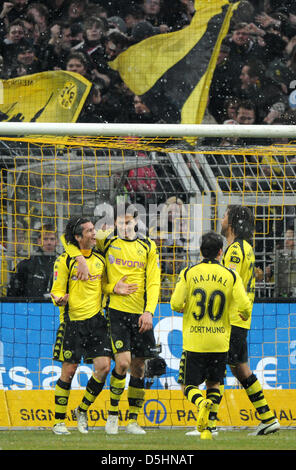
left=177, top=259, right=242, bottom=353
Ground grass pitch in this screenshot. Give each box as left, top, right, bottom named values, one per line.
left=0, top=427, right=295, bottom=452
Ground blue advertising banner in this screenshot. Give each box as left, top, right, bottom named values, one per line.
left=0, top=301, right=296, bottom=390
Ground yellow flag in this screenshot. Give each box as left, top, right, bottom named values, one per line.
left=110, top=0, right=239, bottom=124
left=0, top=70, right=91, bottom=123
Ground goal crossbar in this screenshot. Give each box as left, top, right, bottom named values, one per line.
left=0, top=122, right=295, bottom=138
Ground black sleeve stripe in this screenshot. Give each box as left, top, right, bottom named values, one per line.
left=224, top=265, right=237, bottom=285
left=103, top=236, right=116, bottom=256
left=237, top=239, right=245, bottom=261
left=137, top=239, right=150, bottom=253
left=183, top=267, right=190, bottom=280
left=93, top=252, right=105, bottom=265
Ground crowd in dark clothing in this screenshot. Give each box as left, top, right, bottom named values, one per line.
left=2, top=0, right=296, bottom=126
left=0, top=0, right=195, bottom=123
left=207, top=0, right=296, bottom=128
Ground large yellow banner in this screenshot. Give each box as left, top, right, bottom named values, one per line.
left=1, top=389, right=295, bottom=429
left=0, top=70, right=91, bottom=123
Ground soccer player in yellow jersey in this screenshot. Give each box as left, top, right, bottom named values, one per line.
left=51, top=217, right=112, bottom=435
left=171, top=231, right=252, bottom=439
left=61, top=203, right=161, bottom=435
left=220, top=205, right=280, bottom=435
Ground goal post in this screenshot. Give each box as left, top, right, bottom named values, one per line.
left=0, top=122, right=295, bottom=429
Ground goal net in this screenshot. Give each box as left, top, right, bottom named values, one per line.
left=0, top=123, right=295, bottom=429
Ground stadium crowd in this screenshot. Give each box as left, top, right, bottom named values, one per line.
left=1, top=0, right=296, bottom=126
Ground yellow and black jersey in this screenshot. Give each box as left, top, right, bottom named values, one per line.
left=61, top=230, right=160, bottom=315
left=51, top=248, right=106, bottom=323
left=222, top=238, right=255, bottom=329
left=170, top=259, right=252, bottom=353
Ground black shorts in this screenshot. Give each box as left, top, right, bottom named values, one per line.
left=227, top=325, right=249, bottom=366
left=178, top=350, right=227, bottom=386
left=53, top=313, right=112, bottom=364
left=107, top=308, right=158, bottom=358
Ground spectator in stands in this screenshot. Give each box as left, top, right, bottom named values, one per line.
left=10, top=42, right=42, bottom=77
left=255, top=2, right=296, bottom=42
left=108, top=16, right=128, bottom=34
left=265, top=226, right=296, bottom=293
left=85, top=29, right=129, bottom=89
left=73, top=16, right=106, bottom=56
left=43, top=0, right=72, bottom=25
left=235, top=99, right=257, bottom=125
left=7, top=225, right=59, bottom=298
left=224, top=22, right=265, bottom=90
left=104, top=30, right=129, bottom=60
left=140, top=0, right=169, bottom=32
left=41, top=21, right=72, bottom=71
left=0, top=0, right=29, bottom=28
left=70, top=21, right=84, bottom=47
left=65, top=51, right=91, bottom=79
left=208, top=41, right=234, bottom=123
left=160, top=0, right=193, bottom=30
left=1, top=19, right=27, bottom=70
left=222, top=97, right=240, bottom=124
left=77, top=82, right=112, bottom=123
left=160, top=196, right=187, bottom=250
left=72, top=16, right=108, bottom=85
left=125, top=151, right=158, bottom=206
left=220, top=100, right=271, bottom=148
left=26, top=3, right=50, bottom=41
left=86, top=4, right=109, bottom=21
left=128, top=94, right=161, bottom=123
left=123, top=5, right=145, bottom=35
left=92, top=78, right=133, bottom=123
left=66, top=0, right=88, bottom=25
left=22, top=14, right=41, bottom=49
left=130, top=20, right=160, bottom=43
left=232, top=59, right=288, bottom=123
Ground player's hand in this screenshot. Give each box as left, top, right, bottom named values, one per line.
left=51, top=293, right=69, bottom=306
left=114, top=276, right=138, bottom=295
left=138, top=311, right=153, bottom=333
left=76, top=255, right=89, bottom=280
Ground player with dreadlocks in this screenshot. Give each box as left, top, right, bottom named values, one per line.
left=186, top=205, right=280, bottom=437
left=221, top=206, right=279, bottom=435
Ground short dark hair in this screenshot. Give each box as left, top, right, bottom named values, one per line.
left=227, top=205, right=254, bottom=241
left=64, top=216, right=90, bottom=247
left=114, top=202, right=138, bottom=221
left=237, top=99, right=256, bottom=113
left=37, top=224, right=56, bottom=236
left=200, top=231, right=224, bottom=259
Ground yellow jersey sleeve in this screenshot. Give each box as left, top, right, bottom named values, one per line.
left=170, top=268, right=187, bottom=312
left=51, top=252, right=70, bottom=305
left=231, top=270, right=253, bottom=321
left=144, top=239, right=161, bottom=314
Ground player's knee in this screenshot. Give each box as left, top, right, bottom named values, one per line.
left=116, top=356, right=131, bottom=375
left=61, top=362, right=78, bottom=382
left=94, top=357, right=111, bottom=380
left=130, top=359, right=145, bottom=378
